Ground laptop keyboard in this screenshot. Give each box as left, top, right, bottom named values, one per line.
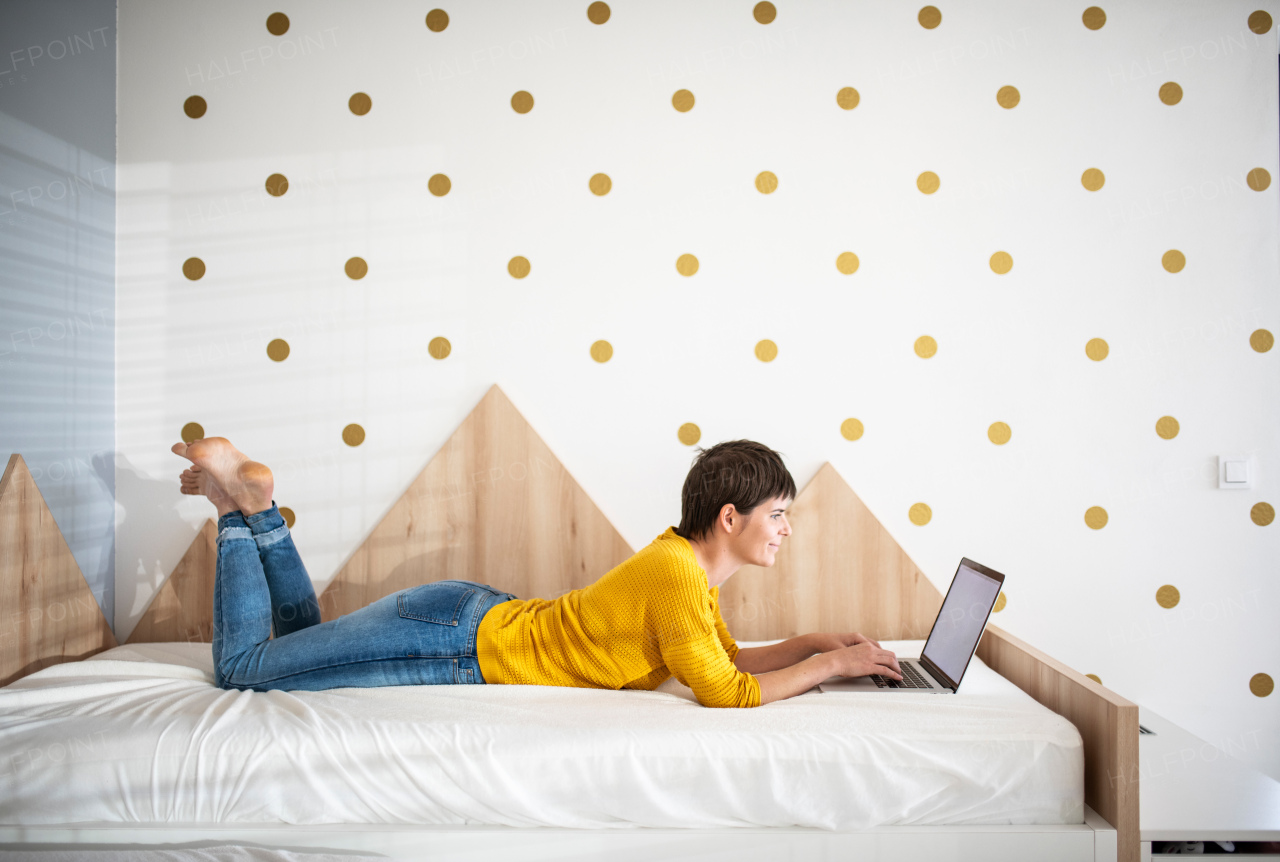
left=871, top=662, right=932, bottom=689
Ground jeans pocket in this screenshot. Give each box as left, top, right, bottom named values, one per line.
left=397, top=581, right=476, bottom=626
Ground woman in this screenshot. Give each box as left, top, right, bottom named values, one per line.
left=174, top=436, right=901, bottom=706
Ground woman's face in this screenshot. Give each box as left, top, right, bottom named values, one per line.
left=731, top=496, right=792, bottom=567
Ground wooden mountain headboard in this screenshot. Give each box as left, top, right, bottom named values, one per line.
left=315, top=385, right=634, bottom=620
left=0, top=454, right=117, bottom=686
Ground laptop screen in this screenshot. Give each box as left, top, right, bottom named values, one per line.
left=920, top=560, right=1004, bottom=685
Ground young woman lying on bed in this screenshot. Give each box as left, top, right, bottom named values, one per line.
left=172, top=436, right=904, bottom=707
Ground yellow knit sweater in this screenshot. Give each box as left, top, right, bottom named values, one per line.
left=475, top=527, right=761, bottom=708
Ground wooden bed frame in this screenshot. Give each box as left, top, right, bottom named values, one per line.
left=0, top=384, right=1137, bottom=862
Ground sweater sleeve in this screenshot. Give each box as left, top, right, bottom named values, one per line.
left=662, top=636, right=760, bottom=708
left=654, top=569, right=760, bottom=708
left=709, top=587, right=740, bottom=662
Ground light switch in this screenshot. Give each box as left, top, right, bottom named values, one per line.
left=1225, top=461, right=1248, bottom=483
left=1218, top=456, right=1253, bottom=489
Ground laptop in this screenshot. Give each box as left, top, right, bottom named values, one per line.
left=818, top=557, right=1006, bottom=694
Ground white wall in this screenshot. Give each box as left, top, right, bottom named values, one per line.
left=116, top=0, right=1280, bottom=780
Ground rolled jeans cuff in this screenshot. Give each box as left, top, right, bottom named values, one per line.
left=218, top=504, right=288, bottom=549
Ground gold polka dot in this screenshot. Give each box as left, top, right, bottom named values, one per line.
left=917, top=171, right=940, bottom=194
left=1085, top=673, right=1102, bottom=685
left=1085, top=506, right=1108, bottom=530
left=348, top=92, right=372, bottom=116
left=266, top=339, right=290, bottom=362
left=279, top=506, right=296, bottom=528
left=1155, top=416, right=1180, bottom=440
left=511, top=90, right=534, bottom=114
left=266, top=12, right=289, bottom=35
left=678, top=423, right=701, bottom=446
left=1162, top=249, right=1185, bottom=273
left=1082, top=6, right=1106, bottom=29
left=1081, top=168, right=1105, bottom=191
left=753, top=1, right=777, bottom=24
left=989, top=251, right=1013, bottom=274
left=428, top=336, right=451, bottom=360
left=1251, top=502, right=1275, bottom=526
left=590, top=340, right=613, bottom=363
left=836, top=87, right=860, bottom=110
left=755, top=339, right=778, bottom=362
left=1159, top=82, right=1183, bottom=105
left=918, top=5, right=941, bottom=28
left=755, top=171, right=779, bottom=194
left=672, top=89, right=695, bottom=112
left=182, top=258, right=206, bottom=281
left=428, top=174, right=451, bottom=196
left=996, top=85, right=1020, bottom=109
left=1250, top=329, right=1274, bottom=353
left=1251, top=672, right=1275, bottom=697
left=676, top=254, right=699, bottom=276
left=183, top=96, right=207, bottom=119
left=840, top=418, right=864, bottom=441
left=1086, top=338, right=1109, bottom=361
left=1247, top=168, right=1271, bottom=191
left=587, top=1, right=611, bottom=24
left=342, top=424, right=366, bottom=447
left=988, top=422, right=1011, bottom=445
left=993, top=592, right=1007, bottom=612
left=589, top=173, right=612, bottom=196
left=345, top=257, right=368, bottom=280
left=181, top=422, right=205, bottom=444
left=909, top=502, right=932, bottom=526
left=508, top=256, right=531, bottom=279
left=914, top=335, right=937, bottom=358
left=265, top=173, right=289, bottom=197
left=1156, top=584, right=1180, bottom=609
left=425, top=9, right=449, bottom=32
left=1249, top=10, right=1273, bottom=34
left=836, top=252, right=860, bottom=275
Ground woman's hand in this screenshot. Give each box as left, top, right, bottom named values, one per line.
left=827, top=642, right=903, bottom=681
left=807, top=632, right=882, bottom=653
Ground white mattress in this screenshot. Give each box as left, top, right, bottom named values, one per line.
left=0, top=640, right=1083, bottom=830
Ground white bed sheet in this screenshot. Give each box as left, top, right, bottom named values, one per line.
left=0, top=640, right=1083, bottom=830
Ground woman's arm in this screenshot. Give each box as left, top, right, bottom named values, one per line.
left=754, top=641, right=904, bottom=705
left=731, top=634, right=819, bottom=674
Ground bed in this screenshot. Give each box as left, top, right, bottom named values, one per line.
left=0, top=385, right=1138, bottom=861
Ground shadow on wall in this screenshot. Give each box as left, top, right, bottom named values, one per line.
left=112, top=453, right=198, bottom=629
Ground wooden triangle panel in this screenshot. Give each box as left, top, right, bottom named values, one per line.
left=0, top=454, right=117, bottom=685
left=127, top=519, right=217, bottom=644
left=318, top=385, right=634, bottom=620
left=720, top=462, right=944, bottom=641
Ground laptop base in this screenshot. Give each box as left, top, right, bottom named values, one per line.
left=817, top=658, right=951, bottom=694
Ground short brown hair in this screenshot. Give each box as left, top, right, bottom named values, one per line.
left=674, top=440, right=797, bottom=543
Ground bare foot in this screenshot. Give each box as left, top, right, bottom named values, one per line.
left=172, top=437, right=274, bottom=516
left=179, top=465, right=237, bottom=518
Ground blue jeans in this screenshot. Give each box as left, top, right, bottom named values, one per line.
left=212, top=504, right=519, bottom=691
